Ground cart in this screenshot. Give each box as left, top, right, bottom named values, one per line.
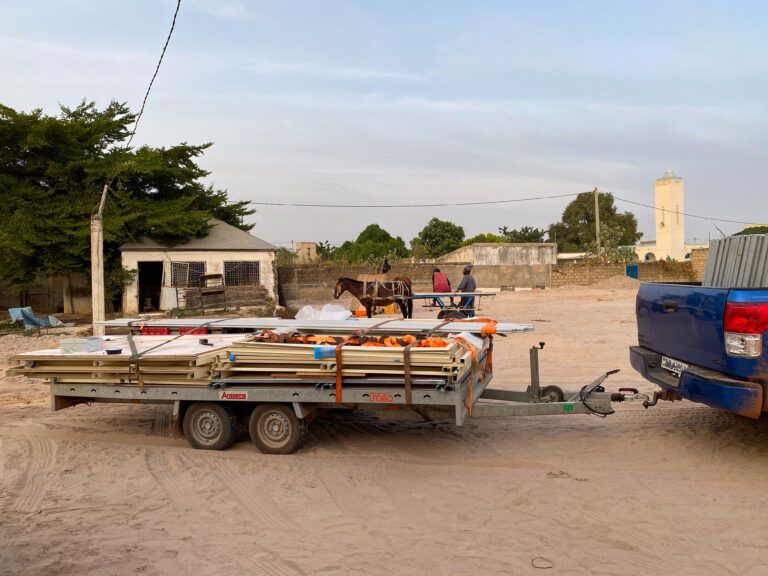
left=408, top=291, right=496, bottom=319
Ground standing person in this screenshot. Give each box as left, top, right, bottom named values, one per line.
left=431, top=268, right=452, bottom=306
left=457, top=265, right=477, bottom=317
left=381, top=257, right=391, bottom=274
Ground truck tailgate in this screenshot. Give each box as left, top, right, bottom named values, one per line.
left=636, top=284, right=729, bottom=372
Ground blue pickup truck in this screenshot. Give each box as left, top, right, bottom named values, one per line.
left=631, top=284, right=768, bottom=418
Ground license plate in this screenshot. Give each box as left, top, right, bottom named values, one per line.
left=661, top=356, right=688, bottom=377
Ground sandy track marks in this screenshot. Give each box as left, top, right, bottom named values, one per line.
left=12, top=436, right=56, bottom=513
left=317, top=468, right=368, bottom=517
left=210, top=458, right=301, bottom=533
left=144, top=450, right=193, bottom=512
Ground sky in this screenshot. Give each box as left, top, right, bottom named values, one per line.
left=1, top=0, right=766, bottom=248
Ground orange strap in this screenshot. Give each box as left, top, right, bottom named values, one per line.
left=457, top=317, right=497, bottom=335
left=453, top=337, right=479, bottom=417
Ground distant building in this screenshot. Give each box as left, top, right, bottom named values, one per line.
left=120, top=218, right=277, bottom=313
left=295, top=242, right=318, bottom=263
left=439, top=243, right=557, bottom=265
left=634, top=171, right=707, bottom=261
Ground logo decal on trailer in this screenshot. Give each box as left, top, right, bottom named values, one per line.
left=369, top=392, right=394, bottom=403
left=219, top=391, right=249, bottom=401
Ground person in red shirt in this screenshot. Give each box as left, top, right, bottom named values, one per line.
left=432, top=268, right=453, bottom=306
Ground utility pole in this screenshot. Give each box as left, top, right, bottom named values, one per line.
left=593, top=187, right=601, bottom=257
left=91, top=182, right=109, bottom=336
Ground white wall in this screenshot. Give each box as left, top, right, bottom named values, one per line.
left=121, top=250, right=275, bottom=313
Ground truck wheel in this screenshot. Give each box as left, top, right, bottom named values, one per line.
left=540, top=385, right=565, bottom=403
left=183, top=402, right=238, bottom=450
left=249, top=404, right=307, bottom=455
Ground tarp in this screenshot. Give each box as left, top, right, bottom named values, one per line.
left=8, top=307, right=64, bottom=330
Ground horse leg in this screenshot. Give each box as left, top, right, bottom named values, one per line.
left=398, top=301, right=407, bottom=318
left=366, top=304, right=373, bottom=318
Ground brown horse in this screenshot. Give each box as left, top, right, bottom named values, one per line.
left=333, top=277, right=413, bottom=318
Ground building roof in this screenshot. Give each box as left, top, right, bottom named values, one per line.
left=120, top=218, right=277, bottom=252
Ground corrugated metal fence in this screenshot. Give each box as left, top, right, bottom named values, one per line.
left=703, top=235, right=768, bottom=288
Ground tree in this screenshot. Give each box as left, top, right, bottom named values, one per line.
left=462, top=233, right=504, bottom=246
left=0, top=101, right=253, bottom=287
left=546, top=192, right=641, bottom=252
left=411, top=218, right=465, bottom=258
left=499, top=226, right=546, bottom=243
left=333, top=224, right=408, bottom=263
left=585, top=222, right=638, bottom=263
left=734, top=226, right=768, bottom=236
left=316, top=241, right=337, bottom=261
left=275, top=247, right=296, bottom=266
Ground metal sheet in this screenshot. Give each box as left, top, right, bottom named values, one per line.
left=97, top=317, right=534, bottom=335
left=703, top=235, right=768, bottom=288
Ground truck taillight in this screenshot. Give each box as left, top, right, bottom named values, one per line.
left=724, top=302, right=768, bottom=358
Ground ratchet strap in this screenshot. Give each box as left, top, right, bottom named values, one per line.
left=454, top=337, right=480, bottom=417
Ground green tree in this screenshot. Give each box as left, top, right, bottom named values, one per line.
left=411, top=218, right=465, bottom=258
left=275, top=247, right=296, bottom=266
left=461, top=232, right=504, bottom=246
left=547, top=192, right=641, bottom=252
left=0, top=101, right=253, bottom=287
left=316, top=241, right=337, bottom=261
left=499, top=226, right=546, bottom=243
left=333, top=224, right=408, bottom=263
left=585, top=222, right=638, bottom=263
left=734, top=226, right=768, bottom=236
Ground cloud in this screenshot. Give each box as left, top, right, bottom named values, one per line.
left=240, top=59, right=424, bottom=82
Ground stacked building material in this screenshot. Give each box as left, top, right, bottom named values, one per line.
left=6, top=335, right=247, bottom=386
left=215, top=334, right=487, bottom=382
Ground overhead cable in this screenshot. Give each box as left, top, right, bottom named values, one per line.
left=249, top=192, right=580, bottom=208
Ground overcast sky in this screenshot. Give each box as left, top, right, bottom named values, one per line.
left=1, top=0, right=766, bottom=247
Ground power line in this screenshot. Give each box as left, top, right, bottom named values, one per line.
left=249, top=192, right=580, bottom=208
left=613, top=196, right=758, bottom=226
left=126, top=0, right=182, bottom=148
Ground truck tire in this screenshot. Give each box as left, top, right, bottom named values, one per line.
left=248, top=404, right=307, bottom=455
left=183, top=402, right=238, bottom=450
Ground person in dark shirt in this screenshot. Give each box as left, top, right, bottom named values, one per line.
left=457, top=265, right=477, bottom=317
left=381, top=257, right=391, bottom=273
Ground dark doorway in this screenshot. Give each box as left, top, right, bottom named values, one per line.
left=138, top=261, right=163, bottom=312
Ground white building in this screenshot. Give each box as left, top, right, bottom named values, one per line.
left=120, top=218, right=277, bottom=313
left=634, top=171, right=707, bottom=261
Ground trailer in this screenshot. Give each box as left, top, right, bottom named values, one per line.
left=47, top=340, right=642, bottom=454
left=408, top=291, right=496, bottom=319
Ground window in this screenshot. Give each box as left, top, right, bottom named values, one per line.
left=170, top=261, right=206, bottom=287
left=224, top=261, right=260, bottom=286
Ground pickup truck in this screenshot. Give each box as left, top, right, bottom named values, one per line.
left=631, top=284, right=768, bottom=418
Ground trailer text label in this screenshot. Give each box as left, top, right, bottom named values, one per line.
left=369, top=392, right=394, bottom=403
left=219, top=391, right=249, bottom=401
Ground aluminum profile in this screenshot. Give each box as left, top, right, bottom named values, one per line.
left=703, top=235, right=768, bottom=288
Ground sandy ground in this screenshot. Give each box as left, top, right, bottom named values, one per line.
left=2, top=286, right=768, bottom=576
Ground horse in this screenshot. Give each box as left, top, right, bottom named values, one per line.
left=333, top=277, right=413, bottom=318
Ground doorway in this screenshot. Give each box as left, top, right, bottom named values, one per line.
left=138, top=261, right=163, bottom=312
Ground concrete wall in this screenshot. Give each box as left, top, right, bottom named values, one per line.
left=121, top=249, right=276, bottom=313
left=0, top=274, right=93, bottom=314
left=277, top=263, right=551, bottom=305
left=550, top=261, right=695, bottom=287
left=689, top=247, right=709, bottom=281
left=440, top=243, right=557, bottom=265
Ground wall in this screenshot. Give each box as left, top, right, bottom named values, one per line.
left=121, top=249, right=276, bottom=313
left=689, top=247, right=709, bottom=281
left=0, top=274, right=93, bottom=314
left=654, top=175, right=687, bottom=260
left=277, top=263, right=551, bottom=304
left=439, top=243, right=557, bottom=265
left=550, top=261, right=695, bottom=287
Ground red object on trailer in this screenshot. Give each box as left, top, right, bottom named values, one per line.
left=180, top=327, right=210, bottom=335
left=140, top=327, right=171, bottom=335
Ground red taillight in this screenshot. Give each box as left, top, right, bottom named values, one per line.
left=724, top=302, right=768, bottom=334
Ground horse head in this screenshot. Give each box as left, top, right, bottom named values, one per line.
left=333, top=278, right=346, bottom=299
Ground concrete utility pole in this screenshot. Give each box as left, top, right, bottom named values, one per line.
left=593, top=187, right=601, bottom=256
left=91, top=182, right=110, bottom=336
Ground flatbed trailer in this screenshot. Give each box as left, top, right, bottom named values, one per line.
left=47, top=343, right=641, bottom=454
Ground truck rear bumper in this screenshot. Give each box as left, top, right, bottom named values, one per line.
left=630, top=346, right=764, bottom=419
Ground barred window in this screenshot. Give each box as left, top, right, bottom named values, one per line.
left=170, top=261, right=206, bottom=287
left=224, top=261, right=260, bottom=286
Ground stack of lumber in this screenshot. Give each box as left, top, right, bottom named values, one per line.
left=216, top=337, right=486, bottom=382
left=7, top=334, right=247, bottom=386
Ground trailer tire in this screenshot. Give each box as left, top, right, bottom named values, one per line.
left=183, top=402, right=238, bottom=450
left=540, top=385, right=565, bottom=403
left=249, top=404, right=306, bottom=455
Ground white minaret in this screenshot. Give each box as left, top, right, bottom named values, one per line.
left=654, top=170, right=685, bottom=260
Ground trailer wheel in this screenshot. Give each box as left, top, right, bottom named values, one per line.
left=249, top=404, right=306, bottom=455
left=183, top=402, right=238, bottom=450
left=540, top=385, right=565, bottom=403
